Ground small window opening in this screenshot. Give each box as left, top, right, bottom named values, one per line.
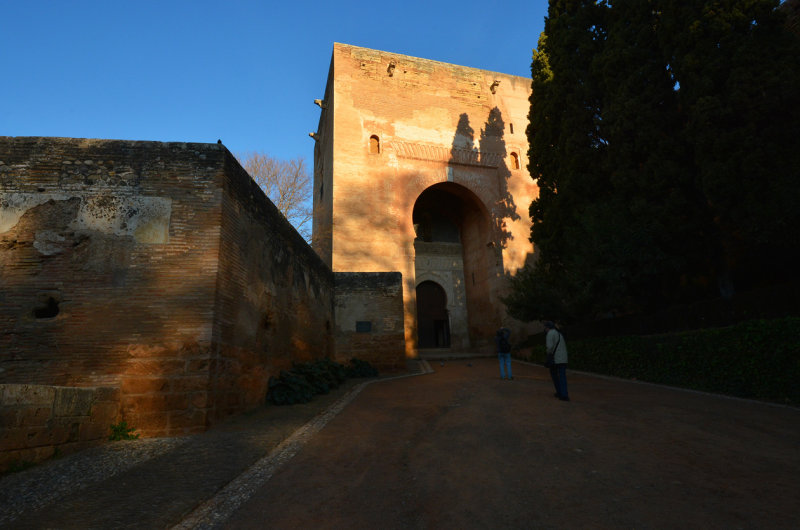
left=369, top=135, right=380, bottom=154
left=356, top=321, right=372, bottom=333
left=509, top=123, right=514, bottom=134
left=510, top=152, right=520, bottom=170
left=34, top=296, right=60, bottom=319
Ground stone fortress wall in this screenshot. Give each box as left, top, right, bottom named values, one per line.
left=0, top=137, right=404, bottom=471
left=0, top=44, right=535, bottom=470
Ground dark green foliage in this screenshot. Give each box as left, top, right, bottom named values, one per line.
left=109, top=421, right=140, bottom=441
left=291, top=360, right=338, bottom=395
left=266, top=369, right=315, bottom=405
left=266, top=358, right=376, bottom=406
left=6, top=459, right=36, bottom=473
left=317, top=357, right=348, bottom=385
left=516, top=0, right=800, bottom=322
left=522, top=317, right=800, bottom=404
left=345, top=358, right=379, bottom=378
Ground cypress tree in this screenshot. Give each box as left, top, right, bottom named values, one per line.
left=512, top=0, right=800, bottom=322
left=525, top=0, right=608, bottom=319
left=663, top=0, right=800, bottom=292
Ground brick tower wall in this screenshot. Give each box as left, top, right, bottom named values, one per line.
left=314, top=44, right=539, bottom=355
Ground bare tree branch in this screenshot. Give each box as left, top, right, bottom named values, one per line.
left=236, top=152, right=313, bottom=243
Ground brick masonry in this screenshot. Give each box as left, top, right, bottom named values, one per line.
left=313, top=43, right=539, bottom=356
left=334, top=272, right=405, bottom=372
left=0, top=44, right=542, bottom=468
left=0, top=137, right=335, bottom=448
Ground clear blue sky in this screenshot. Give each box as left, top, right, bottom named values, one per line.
left=1, top=0, right=547, bottom=164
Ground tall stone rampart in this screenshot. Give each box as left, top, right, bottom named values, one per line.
left=0, top=137, right=335, bottom=446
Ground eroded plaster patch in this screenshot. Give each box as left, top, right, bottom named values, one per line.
left=33, top=230, right=67, bottom=255
left=1, top=192, right=172, bottom=245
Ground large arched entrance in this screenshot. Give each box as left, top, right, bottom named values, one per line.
left=412, top=183, right=499, bottom=350
left=415, top=281, right=450, bottom=348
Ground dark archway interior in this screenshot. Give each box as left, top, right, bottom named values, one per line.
left=413, top=183, right=496, bottom=345
left=416, top=280, right=450, bottom=348
left=413, top=189, right=462, bottom=243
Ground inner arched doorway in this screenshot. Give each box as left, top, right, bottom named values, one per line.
left=416, top=281, right=450, bottom=348
left=412, top=183, right=498, bottom=350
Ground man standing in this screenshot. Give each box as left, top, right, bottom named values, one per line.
left=545, top=321, right=569, bottom=400
left=496, top=327, right=513, bottom=380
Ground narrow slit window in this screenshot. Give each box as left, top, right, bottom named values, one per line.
left=369, top=135, right=380, bottom=154
left=509, top=123, right=514, bottom=134
left=510, top=152, right=520, bottom=170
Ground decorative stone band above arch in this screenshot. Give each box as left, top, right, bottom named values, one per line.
left=390, top=141, right=503, bottom=168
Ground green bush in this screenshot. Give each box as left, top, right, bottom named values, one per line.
left=6, top=459, right=35, bottom=473
left=291, top=361, right=337, bottom=395
left=521, top=317, right=800, bottom=405
left=109, top=421, right=140, bottom=441
left=266, top=370, right=315, bottom=405
left=345, top=357, right=378, bottom=378
left=266, top=358, right=376, bottom=406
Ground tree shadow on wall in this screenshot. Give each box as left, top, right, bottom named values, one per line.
left=447, top=109, right=519, bottom=250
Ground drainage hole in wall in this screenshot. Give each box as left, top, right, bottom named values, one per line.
left=34, top=297, right=60, bottom=319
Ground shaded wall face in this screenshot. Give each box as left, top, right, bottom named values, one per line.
left=211, top=154, right=335, bottom=423
left=334, top=272, right=405, bottom=372
left=312, top=67, right=335, bottom=266
left=325, top=43, right=538, bottom=352
left=414, top=240, right=469, bottom=349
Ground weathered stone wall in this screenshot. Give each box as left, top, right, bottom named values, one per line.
left=208, top=154, right=334, bottom=424
left=0, top=137, right=335, bottom=443
left=0, top=137, right=224, bottom=439
left=334, top=272, right=405, bottom=372
left=312, top=58, right=335, bottom=265
left=314, top=44, right=539, bottom=355
left=0, top=384, right=120, bottom=473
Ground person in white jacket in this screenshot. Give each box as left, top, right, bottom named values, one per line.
left=545, top=321, right=569, bottom=401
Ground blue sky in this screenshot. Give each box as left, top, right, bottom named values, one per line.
left=1, top=0, right=547, bottom=164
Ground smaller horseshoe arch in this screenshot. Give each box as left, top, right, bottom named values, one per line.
left=415, top=280, right=451, bottom=348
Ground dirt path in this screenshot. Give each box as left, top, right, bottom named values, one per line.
left=223, top=358, right=799, bottom=529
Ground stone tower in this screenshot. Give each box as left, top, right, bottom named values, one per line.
left=313, top=43, right=538, bottom=356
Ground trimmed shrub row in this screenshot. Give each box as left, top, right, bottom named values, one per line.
left=267, top=358, right=378, bottom=406
left=521, top=317, right=799, bottom=405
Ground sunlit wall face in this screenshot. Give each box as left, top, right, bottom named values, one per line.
left=321, top=43, right=539, bottom=354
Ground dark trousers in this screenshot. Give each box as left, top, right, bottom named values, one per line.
left=549, top=364, right=569, bottom=399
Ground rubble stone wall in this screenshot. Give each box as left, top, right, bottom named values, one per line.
left=0, top=384, right=120, bottom=473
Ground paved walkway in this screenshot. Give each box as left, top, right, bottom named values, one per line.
left=2, top=358, right=798, bottom=529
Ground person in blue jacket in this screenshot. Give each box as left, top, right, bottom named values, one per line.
left=495, top=327, right=513, bottom=380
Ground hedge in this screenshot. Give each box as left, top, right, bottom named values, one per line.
left=266, top=358, right=378, bottom=406
left=521, top=317, right=799, bottom=405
